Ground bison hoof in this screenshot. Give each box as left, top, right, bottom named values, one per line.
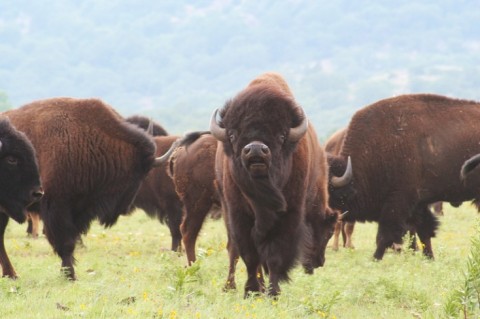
left=223, top=281, right=237, bottom=291
left=244, top=290, right=262, bottom=299
left=2, top=273, right=18, bottom=280
left=61, top=268, right=77, bottom=281
left=303, top=265, right=314, bottom=275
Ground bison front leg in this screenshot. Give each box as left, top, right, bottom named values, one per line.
left=229, top=213, right=262, bottom=297
left=224, top=234, right=239, bottom=291
left=243, top=257, right=263, bottom=298
left=375, top=217, right=407, bottom=260
left=0, top=213, right=16, bottom=278
left=43, top=204, right=78, bottom=280
left=332, top=220, right=342, bottom=251
left=28, top=212, right=40, bottom=238
left=238, top=236, right=263, bottom=297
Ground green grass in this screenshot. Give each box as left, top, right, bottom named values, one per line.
left=0, top=203, right=477, bottom=318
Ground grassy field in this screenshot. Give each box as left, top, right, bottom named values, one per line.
left=0, top=203, right=478, bottom=318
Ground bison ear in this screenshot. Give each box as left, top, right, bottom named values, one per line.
left=210, top=109, right=227, bottom=142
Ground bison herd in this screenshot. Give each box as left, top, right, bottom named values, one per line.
left=1, top=72, right=480, bottom=297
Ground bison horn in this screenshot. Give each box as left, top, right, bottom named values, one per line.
left=152, top=138, right=183, bottom=167
left=331, top=156, right=353, bottom=188
left=288, top=116, right=308, bottom=142
left=146, top=118, right=154, bottom=136
left=210, top=109, right=227, bottom=142
left=461, top=153, right=480, bottom=180
left=0, top=140, right=2, bottom=151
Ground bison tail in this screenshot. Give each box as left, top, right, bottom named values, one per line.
left=153, top=131, right=211, bottom=167
left=460, top=153, right=480, bottom=180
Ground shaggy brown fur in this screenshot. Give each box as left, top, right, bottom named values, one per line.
left=4, top=97, right=156, bottom=280
left=167, top=133, right=221, bottom=263
left=212, top=73, right=336, bottom=297
left=328, top=94, right=480, bottom=260
left=0, top=117, right=43, bottom=278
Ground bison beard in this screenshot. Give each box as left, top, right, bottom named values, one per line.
left=235, top=172, right=287, bottom=244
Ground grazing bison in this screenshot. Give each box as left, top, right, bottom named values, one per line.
left=4, top=97, right=157, bottom=280
left=131, top=135, right=184, bottom=251
left=324, top=128, right=355, bottom=251
left=125, top=116, right=184, bottom=251
left=0, top=117, right=43, bottom=278
left=25, top=115, right=170, bottom=239
left=328, top=93, right=480, bottom=261
left=211, top=72, right=336, bottom=297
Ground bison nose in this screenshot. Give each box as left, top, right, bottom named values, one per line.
left=243, top=142, right=270, bottom=157
left=31, top=187, right=44, bottom=201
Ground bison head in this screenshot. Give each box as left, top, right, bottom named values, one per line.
left=0, top=118, right=43, bottom=223
left=302, top=207, right=338, bottom=273
left=210, top=85, right=307, bottom=212
left=327, top=155, right=355, bottom=213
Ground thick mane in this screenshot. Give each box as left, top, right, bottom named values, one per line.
left=220, top=84, right=304, bottom=132
left=126, top=115, right=169, bottom=136
left=247, top=71, right=294, bottom=97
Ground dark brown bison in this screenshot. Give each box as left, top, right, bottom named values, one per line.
left=328, top=93, right=480, bottom=261
left=25, top=116, right=173, bottom=243
left=324, top=128, right=355, bottom=251
left=210, top=72, right=336, bottom=297
left=124, top=116, right=184, bottom=251
left=131, top=135, right=184, bottom=251
left=0, top=117, right=43, bottom=278
left=4, top=97, right=158, bottom=280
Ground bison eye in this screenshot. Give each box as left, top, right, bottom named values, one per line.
left=5, top=156, right=18, bottom=166
left=228, top=130, right=237, bottom=143
left=279, top=134, right=286, bottom=144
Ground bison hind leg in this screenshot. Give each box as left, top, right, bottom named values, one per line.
left=415, top=207, right=439, bottom=259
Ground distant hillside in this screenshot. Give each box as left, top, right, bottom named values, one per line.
left=1, top=0, right=479, bottom=138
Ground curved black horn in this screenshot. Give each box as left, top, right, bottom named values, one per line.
left=0, top=140, right=2, bottom=152
left=461, top=153, right=480, bottom=180
left=288, top=116, right=308, bottom=142
left=210, top=109, right=227, bottom=142
left=331, top=156, right=353, bottom=188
